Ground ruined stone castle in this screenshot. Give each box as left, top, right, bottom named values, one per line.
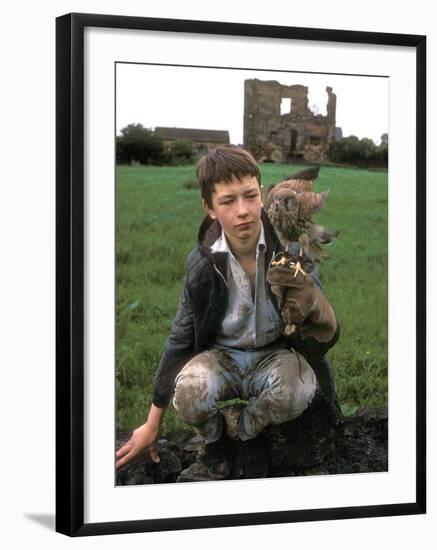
left=243, top=79, right=337, bottom=163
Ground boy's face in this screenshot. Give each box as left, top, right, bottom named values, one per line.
left=204, top=175, right=264, bottom=245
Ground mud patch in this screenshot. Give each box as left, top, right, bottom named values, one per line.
left=116, top=392, right=388, bottom=485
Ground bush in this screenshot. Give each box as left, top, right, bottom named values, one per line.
left=328, top=136, right=388, bottom=168
left=116, top=123, right=165, bottom=165
left=169, top=139, right=194, bottom=165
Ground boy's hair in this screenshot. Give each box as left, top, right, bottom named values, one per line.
left=196, top=145, right=261, bottom=208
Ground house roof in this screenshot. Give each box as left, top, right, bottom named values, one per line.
left=154, top=127, right=230, bottom=143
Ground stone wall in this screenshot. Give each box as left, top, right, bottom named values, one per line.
left=243, top=79, right=337, bottom=163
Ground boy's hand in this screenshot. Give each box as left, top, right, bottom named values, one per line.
left=116, top=403, right=165, bottom=469
left=115, top=421, right=161, bottom=470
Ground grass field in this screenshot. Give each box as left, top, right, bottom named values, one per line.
left=115, top=163, right=388, bottom=433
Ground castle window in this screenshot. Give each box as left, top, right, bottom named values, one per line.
left=280, top=97, right=291, bottom=115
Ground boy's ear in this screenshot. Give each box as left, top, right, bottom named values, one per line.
left=202, top=198, right=217, bottom=219
left=260, top=184, right=265, bottom=207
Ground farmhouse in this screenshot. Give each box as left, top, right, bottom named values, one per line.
left=154, top=127, right=230, bottom=155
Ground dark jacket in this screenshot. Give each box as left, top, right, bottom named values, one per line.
left=152, top=209, right=339, bottom=408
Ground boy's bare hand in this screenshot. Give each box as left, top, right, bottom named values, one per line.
left=115, top=422, right=161, bottom=470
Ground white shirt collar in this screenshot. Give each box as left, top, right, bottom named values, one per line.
left=210, top=221, right=266, bottom=255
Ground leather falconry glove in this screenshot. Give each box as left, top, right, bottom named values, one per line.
left=267, top=252, right=343, bottom=427
left=266, top=252, right=337, bottom=343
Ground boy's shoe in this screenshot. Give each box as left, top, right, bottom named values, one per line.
left=200, top=430, right=235, bottom=467
left=177, top=428, right=236, bottom=482
left=176, top=460, right=232, bottom=482
left=220, top=403, right=245, bottom=441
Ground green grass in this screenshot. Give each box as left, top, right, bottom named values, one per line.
left=115, top=163, right=388, bottom=433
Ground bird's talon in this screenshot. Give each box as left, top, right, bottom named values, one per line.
left=272, top=256, right=288, bottom=266
left=292, top=261, right=307, bottom=278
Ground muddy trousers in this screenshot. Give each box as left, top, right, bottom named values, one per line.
left=172, top=345, right=316, bottom=444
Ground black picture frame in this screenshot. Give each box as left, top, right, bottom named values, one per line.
left=56, top=12, right=426, bottom=537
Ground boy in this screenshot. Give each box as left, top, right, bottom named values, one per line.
left=116, top=145, right=341, bottom=479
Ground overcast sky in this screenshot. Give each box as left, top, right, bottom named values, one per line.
left=116, top=63, right=389, bottom=145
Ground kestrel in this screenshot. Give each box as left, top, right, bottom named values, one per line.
left=265, top=166, right=338, bottom=278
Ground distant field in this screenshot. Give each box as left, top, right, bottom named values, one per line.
left=115, top=163, right=388, bottom=432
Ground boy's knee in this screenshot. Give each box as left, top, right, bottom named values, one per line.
left=268, top=385, right=296, bottom=418
left=173, top=357, right=219, bottom=425
left=268, top=351, right=316, bottom=421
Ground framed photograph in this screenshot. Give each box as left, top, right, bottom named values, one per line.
left=56, top=12, right=426, bottom=536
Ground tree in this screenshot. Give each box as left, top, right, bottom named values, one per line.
left=169, top=139, right=194, bottom=164
left=359, top=138, right=377, bottom=162
left=327, top=135, right=387, bottom=167
left=116, top=123, right=164, bottom=165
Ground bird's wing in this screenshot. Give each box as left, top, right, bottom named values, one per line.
left=280, top=179, right=314, bottom=193
left=298, top=190, right=330, bottom=220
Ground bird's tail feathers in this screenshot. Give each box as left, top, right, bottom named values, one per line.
left=318, top=189, right=330, bottom=210
left=313, top=223, right=339, bottom=245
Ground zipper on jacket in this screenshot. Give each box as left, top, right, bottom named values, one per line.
left=213, top=264, right=228, bottom=288
left=266, top=251, right=273, bottom=269
left=266, top=250, right=283, bottom=315
left=265, top=250, right=277, bottom=291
